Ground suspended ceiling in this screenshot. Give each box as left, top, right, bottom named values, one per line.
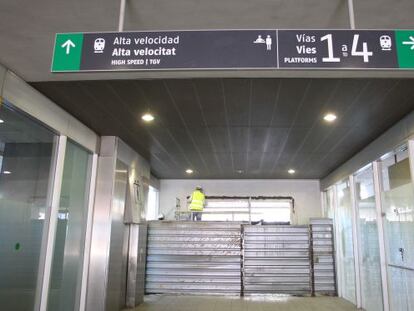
left=32, top=78, right=414, bottom=179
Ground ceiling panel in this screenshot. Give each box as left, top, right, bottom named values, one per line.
left=31, top=77, right=414, bottom=179
left=271, top=79, right=310, bottom=127
left=229, top=127, right=248, bottom=153
left=249, top=79, right=280, bottom=127
left=193, top=79, right=227, bottom=127
left=222, top=79, right=251, bottom=126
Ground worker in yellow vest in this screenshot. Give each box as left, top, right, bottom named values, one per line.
left=188, top=186, right=205, bottom=221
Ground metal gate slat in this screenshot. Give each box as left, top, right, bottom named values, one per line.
left=145, top=221, right=336, bottom=297
left=242, top=225, right=311, bottom=296
left=145, top=222, right=242, bottom=295
left=310, top=218, right=337, bottom=296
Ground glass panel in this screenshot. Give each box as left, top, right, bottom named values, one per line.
left=47, top=141, right=92, bottom=311
left=250, top=201, right=291, bottom=222
left=354, top=165, right=383, bottom=311
left=203, top=200, right=249, bottom=221
left=336, top=179, right=356, bottom=304
left=203, top=199, right=292, bottom=222
left=379, top=146, right=414, bottom=311
left=0, top=103, right=56, bottom=310
left=324, top=188, right=335, bottom=219
left=146, top=186, right=159, bottom=221
left=406, top=269, right=414, bottom=310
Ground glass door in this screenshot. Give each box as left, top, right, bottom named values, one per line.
left=354, top=165, right=383, bottom=311
left=0, top=103, right=57, bottom=310
left=47, top=140, right=93, bottom=311
left=323, top=187, right=335, bottom=219
left=336, top=179, right=357, bottom=304
left=379, top=146, right=414, bottom=311
left=146, top=186, right=159, bottom=221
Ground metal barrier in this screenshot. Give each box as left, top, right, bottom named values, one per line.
left=145, top=220, right=336, bottom=296
left=243, top=225, right=311, bottom=295
left=145, top=222, right=242, bottom=295
left=309, top=218, right=336, bottom=295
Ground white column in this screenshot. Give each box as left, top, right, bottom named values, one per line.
left=321, top=191, right=326, bottom=217
left=332, top=185, right=342, bottom=297
left=79, top=153, right=99, bottom=311
left=373, top=160, right=390, bottom=311
left=37, top=135, right=67, bottom=311
left=407, top=140, right=414, bottom=190
left=350, top=174, right=362, bottom=308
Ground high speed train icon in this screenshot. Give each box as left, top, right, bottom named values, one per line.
left=94, top=38, right=106, bottom=53
left=379, top=35, right=392, bottom=51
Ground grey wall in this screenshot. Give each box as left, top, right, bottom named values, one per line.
left=321, top=110, right=414, bottom=189
left=159, top=179, right=321, bottom=224
left=116, top=138, right=151, bottom=223
left=87, top=137, right=151, bottom=311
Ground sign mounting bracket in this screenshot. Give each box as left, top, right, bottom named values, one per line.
left=347, top=0, right=356, bottom=30
left=118, top=0, right=127, bottom=32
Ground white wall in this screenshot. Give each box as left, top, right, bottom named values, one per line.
left=159, top=179, right=322, bottom=225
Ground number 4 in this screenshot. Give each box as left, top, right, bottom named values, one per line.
left=351, top=34, right=373, bottom=62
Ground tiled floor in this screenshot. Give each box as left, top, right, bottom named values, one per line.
left=124, top=295, right=358, bottom=311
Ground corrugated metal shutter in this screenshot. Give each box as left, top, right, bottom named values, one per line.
left=310, top=218, right=336, bottom=295
left=145, top=222, right=242, bottom=295
left=243, top=225, right=311, bottom=295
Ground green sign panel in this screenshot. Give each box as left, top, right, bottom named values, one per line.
left=52, top=33, right=84, bottom=71
left=395, top=30, right=414, bottom=68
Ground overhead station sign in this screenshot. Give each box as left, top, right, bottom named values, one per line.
left=51, top=30, right=414, bottom=72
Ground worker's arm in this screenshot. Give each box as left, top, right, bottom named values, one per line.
left=187, top=195, right=192, bottom=212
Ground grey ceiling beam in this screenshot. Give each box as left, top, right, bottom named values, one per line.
left=348, top=0, right=356, bottom=29
left=118, top=0, right=127, bottom=32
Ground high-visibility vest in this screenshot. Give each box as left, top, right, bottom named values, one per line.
left=189, top=190, right=205, bottom=211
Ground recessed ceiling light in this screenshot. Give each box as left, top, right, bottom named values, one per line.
left=0, top=119, right=4, bottom=123
left=236, top=170, right=244, bottom=174
left=288, top=169, right=296, bottom=174
left=3, top=171, right=11, bottom=175
left=142, top=113, right=155, bottom=122
left=186, top=169, right=193, bottom=174
left=323, top=113, right=337, bottom=122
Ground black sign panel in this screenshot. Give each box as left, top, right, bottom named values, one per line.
left=278, top=30, right=398, bottom=68
left=80, top=30, right=278, bottom=70
left=53, top=29, right=413, bottom=72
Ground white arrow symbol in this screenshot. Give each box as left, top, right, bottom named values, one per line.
left=61, top=39, right=76, bottom=54
left=403, top=36, right=414, bottom=50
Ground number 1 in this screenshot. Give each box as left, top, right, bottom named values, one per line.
left=321, top=34, right=340, bottom=63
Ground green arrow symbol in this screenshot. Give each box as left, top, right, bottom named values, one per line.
left=61, top=39, right=76, bottom=54
left=402, top=36, right=414, bottom=50
left=396, top=30, right=414, bottom=68
left=52, top=33, right=83, bottom=72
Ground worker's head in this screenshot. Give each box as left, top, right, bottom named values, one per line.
left=196, top=186, right=203, bottom=192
